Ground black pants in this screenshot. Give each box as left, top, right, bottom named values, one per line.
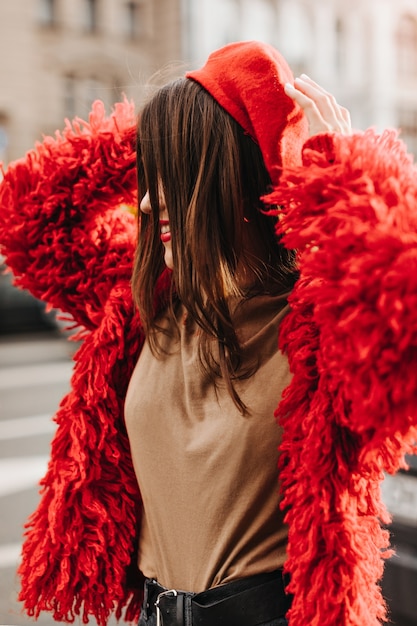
left=138, top=569, right=291, bottom=626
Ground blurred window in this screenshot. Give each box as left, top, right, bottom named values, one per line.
left=62, top=73, right=123, bottom=119
left=396, top=14, right=417, bottom=80
left=82, top=76, right=118, bottom=114
left=38, top=0, right=57, bottom=27
left=125, top=1, right=143, bottom=40
left=84, top=0, right=98, bottom=33
left=84, top=76, right=102, bottom=109
left=335, top=17, right=346, bottom=74
left=398, top=107, right=417, bottom=156
left=63, top=74, right=77, bottom=120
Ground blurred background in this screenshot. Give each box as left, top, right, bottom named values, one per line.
left=0, top=0, right=416, bottom=625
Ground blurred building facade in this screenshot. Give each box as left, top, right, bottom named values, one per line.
left=0, top=0, right=417, bottom=163
left=0, top=0, right=183, bottom=163
left=184, top=0, right=417, bottom=155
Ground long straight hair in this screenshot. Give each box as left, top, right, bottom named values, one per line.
left=132, top=78, right=297, bottom=412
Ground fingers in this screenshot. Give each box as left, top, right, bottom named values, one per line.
left=284, top=74, right=351, bottom=137
left=295, top=75, right=343, bottom=126
left=297, top=75, right=351, bottom=132
left=284, top=80, right=328, bottom=137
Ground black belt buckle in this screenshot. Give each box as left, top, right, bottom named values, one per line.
left=144, top=569, right=291, bottom=626
left=155, top=588, right=181, bottom=626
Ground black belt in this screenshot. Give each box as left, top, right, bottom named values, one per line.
left=142, top=569, right=292, bottom=626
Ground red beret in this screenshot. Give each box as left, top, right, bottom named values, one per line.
left=186, top=40, right=309, bottom=186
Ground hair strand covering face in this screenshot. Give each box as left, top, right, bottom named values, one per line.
left=134, top=42, right=305, bottom=413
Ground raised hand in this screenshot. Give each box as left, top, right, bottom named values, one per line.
left=285, top=74, right=351, bottom=137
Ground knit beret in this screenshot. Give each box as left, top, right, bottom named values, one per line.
left=186, top=40, right=309, bottom=186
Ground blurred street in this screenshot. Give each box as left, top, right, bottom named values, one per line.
left=0, top=332, right=74, bottom=626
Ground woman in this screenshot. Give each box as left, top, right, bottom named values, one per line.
left=0, top=41, right=416, bottom=626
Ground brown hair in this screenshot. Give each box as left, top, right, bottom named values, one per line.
left=133, top=78, right=297, bottom=412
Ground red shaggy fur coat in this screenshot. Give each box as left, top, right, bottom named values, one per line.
left=0, top=99, right=416, bottom=626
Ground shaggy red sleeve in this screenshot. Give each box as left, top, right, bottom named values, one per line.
left=0, top=99, right=138, bottom=329
left=273, top=129, right=417, bottom=455
left=266, top=129, right=417, bottom=626
left=18, top=268, right=173, bottom=626
left=17, top=289, right=145, bottom=626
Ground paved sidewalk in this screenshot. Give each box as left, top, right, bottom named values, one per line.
left=0, top=332, right=79, bottom=367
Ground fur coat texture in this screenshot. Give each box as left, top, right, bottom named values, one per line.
left=0, top=99, right=416, bottom=626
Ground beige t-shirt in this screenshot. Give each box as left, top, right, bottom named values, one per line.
left=124, top=293, right=291, bottom=592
